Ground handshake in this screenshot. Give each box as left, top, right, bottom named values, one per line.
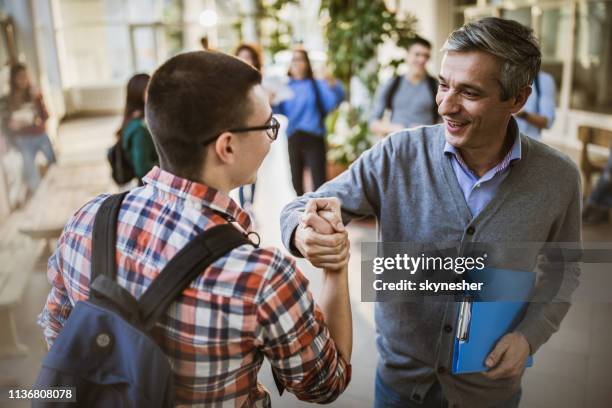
left=294, top=197, right=350, bottom=272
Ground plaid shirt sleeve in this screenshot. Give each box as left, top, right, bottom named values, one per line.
left=255, top=249, right=351, bottom=403
left=38, top=233, right=74, bottom=349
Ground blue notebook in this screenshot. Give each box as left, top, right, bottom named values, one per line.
left=452, top=268, right=536, bottom=375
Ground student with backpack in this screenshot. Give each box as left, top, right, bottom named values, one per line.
left=514, top=70, right=556, bottom=139
left=273, top=47, right=345, bottom=196
left=37, top=51, right=352, bottom=407
left=108, top=73, right=158, bottom=186
left=369, top=37, right=440, bottom=137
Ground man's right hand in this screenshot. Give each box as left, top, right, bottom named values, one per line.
left=294, top=197, right=349, bottom=271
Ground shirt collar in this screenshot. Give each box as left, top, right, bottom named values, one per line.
left=141, top=166, right=252, bottom=231
left=443, top=117, right=522, bottom=177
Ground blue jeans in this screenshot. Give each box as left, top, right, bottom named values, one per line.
left=374, top=373, right=522, bottom=408
left=14, top=133, right=57, bottom=192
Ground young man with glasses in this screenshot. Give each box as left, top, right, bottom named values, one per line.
left=39, top=51, right=352, bottom=406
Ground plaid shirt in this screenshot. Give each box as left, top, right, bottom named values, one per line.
left=39, top=167, right=351, bottom=407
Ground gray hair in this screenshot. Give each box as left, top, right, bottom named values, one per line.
left=442, top=17, right=541, bottom=100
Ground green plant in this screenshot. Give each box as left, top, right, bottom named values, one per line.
left=320, top=0, right=417, bottom=96
left=326, top=103, right=377, bottom=166
left=255, top=0, right=299, bottom=58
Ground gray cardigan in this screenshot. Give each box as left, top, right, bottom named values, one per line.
left=280, top=122, right=582, bottom=407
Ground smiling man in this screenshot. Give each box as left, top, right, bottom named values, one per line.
left=280, top=17, right=581, bottom=408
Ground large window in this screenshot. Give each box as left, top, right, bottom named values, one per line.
left=55, top=0, right=183, bottom=87
left=571, top=0, right=612, bottom=114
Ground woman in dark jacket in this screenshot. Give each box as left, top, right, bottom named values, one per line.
left=117, top=73, right=158, bottom=184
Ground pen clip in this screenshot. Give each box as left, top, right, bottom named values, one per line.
left=457, top=295, right=472, bottom=342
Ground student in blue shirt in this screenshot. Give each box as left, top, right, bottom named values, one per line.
left=273, top=48, right=345, bottom=196
left=515, top=71, right=556, bottom=139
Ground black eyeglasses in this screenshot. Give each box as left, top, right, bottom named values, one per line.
left=228, top=116, right=280, bottom=141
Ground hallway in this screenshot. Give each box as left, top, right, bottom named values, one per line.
left=0, top=115, right=610, bottom=407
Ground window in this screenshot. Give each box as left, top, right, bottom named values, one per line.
left=571, top=0, right=612, bottom=114
left=55, top=0, right=183, bottom=86
left=536, top=5, right=572, bottom=106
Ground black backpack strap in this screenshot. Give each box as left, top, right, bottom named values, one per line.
left=91, top=192, right=129, bottom=284
left=426, top=74, right=441, bottom=123
left=384, top=75, right=402, bottom=112
left=138, top=224, right=252, bottom=330
left=310, top=79, right=326, bottom=131
left=533, top=74, right=540, bottom=114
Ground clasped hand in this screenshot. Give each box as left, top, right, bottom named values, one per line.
left=294, top=197, right=349, bottom=271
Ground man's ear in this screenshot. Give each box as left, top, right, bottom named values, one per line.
left=509, top=85, right=532, bottom=114
left=213, top=132, right=237, bottom=164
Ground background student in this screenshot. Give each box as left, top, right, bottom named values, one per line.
left=273, top=47, right=345, bottom=196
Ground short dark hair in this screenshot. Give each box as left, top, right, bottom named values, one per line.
left=407, top=36, right=432, bottom=51
left=146, top=51, right=262, bottom=180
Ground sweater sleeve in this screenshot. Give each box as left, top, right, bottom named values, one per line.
left=280, top=137, right=391, bottom=256
left=515, top=167, right=582, bottom=353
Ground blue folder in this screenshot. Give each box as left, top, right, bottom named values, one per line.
left=452, top=268, right=536, bottom=375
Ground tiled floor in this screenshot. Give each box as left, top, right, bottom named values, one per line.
left=0, top=115, right=610, bottom=407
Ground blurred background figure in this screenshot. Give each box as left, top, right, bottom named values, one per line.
left=583, top=148, right=612, bottom=225
left=117, top=73, right=157, bottom=186
left=273, top=47, right=344, bottom=196
left=235, top=43, right=263, bottom=215
left=369, top=37, right=439, bottom=137
left=515, top=70, right=556, bottom=139
left=3, top=63, right=56, bottom=194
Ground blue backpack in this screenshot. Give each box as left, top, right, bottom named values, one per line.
left=34, top=192, right=251, bottom=407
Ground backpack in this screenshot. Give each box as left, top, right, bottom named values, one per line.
left=107, top=137, right=135, bottom=185
left=385, top=74, right=441, bottom=123
left=33, top=192, right=253, bottom=407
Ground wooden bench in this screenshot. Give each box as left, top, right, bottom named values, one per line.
left=577, top=126, right=612, bottom=196
left=18, top=162, right=116, bottom=250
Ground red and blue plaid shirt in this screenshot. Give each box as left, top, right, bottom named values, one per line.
left=39, top=167, right=351, bottom=407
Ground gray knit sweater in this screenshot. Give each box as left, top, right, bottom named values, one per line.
left=280, top=122, right=582, bottom=407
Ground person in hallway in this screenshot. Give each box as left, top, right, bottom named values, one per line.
left=281, top=17, right=581, bottom=408
left=582, top=147, right=612, bottom=224
left=514, top=70, right=556, bottom=139
left=39, top=51, right=352, bottom=406
left=3, top=63, right=56, bottom=194
left=273, top=47, right=345, bottom=196
left=369, top=36, right=440, bottom=136
left=235, top=43, right=263, bottom=213
left=117, top=73, right=158, bottom=185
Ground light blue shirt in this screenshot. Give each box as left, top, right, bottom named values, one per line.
left=444, top=120, right=522, bottom=217
left=516, top=71, right=556, bottom=139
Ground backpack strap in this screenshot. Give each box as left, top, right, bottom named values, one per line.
left=91, top=192, right=129, bottom=283
left=426, top=74, right=441, bottom=123
left=533, top=74, right=541, bottom=114
left=138, top=224, right=252, bottom=330
left=384, top=75, right=402, bottom=112
left=310, top=79, right=326, bottom=132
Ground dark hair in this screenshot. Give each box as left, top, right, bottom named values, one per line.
left=8, top=63, right=31, bottom=109
left=234, top=43, right=262, bottom=72
left=145, top=51, right=262, bottom=180
left=407, top=36, right=432, bottom=51
left=117, top=73, right=150, bottom=137
left=288, top=49, right=314, bottom=79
